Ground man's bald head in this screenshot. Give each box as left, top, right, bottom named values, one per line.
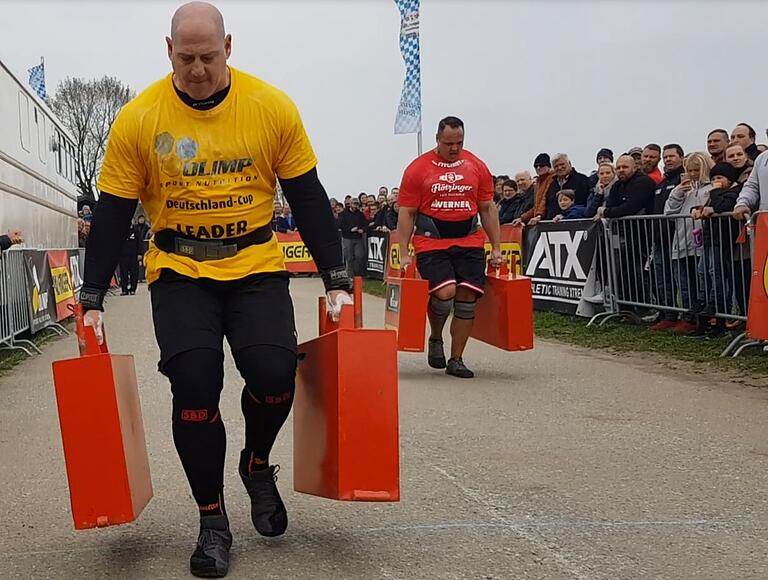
left=615, top=155, right=637, bottom=181
left=171, top=2, right=225, bottom=40
left=166, top=1, right=231, bottom=100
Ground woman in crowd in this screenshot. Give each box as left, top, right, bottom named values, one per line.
left=584, top=163, right=617, bottom=218
left=724, top=143, right=753, bottom=184
left=664, top=152, right=713, bottom=334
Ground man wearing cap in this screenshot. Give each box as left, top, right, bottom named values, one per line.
left=514, top=153, right=555, bottom=226
left=78, top=3, right=353, bottom=576
left=589, top=148, right=614, bottom=189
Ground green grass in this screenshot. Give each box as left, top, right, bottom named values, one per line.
left=0, top=323, right=72, bottom=376
left=362, top=279, right=768, bottom=379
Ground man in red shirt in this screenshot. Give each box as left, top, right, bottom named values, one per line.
left=397, top=117, right=502, bottom=378
left=641, top=144, right=664, bottom=185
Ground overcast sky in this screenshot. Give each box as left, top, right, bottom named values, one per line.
left=1, top=0, right=766, bottom=198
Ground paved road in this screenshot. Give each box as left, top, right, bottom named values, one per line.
left=1, top=278, right=767, bottom=579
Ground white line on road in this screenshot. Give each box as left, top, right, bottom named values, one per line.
left=433, top=465, right=595, bottom=580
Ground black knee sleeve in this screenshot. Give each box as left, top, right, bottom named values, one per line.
left=236, top=345, right=297, bottom=466
left=453, top=300, right=477, bottom=320
left=236, top=345, right=297, bottom=405
left=429, top=296, right=453, bottom=320
left=165, top=348, right=225, bottom=424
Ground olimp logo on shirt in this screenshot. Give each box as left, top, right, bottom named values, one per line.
left=154, top=133, right=254, bottom=179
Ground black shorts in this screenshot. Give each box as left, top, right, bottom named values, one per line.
left=150, top=269, right=297, bottom=372
left=416, top=247, right=486, bottom=295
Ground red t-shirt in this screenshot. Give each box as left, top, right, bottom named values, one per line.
left=648, top=167, right=664, bottom=185
left=398, top=149, right=493, bottom=253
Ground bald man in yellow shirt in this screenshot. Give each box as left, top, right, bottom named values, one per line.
left=79, top=3, right=352, bottom=576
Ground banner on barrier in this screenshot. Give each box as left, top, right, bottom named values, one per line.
left=47, top=250, right=76, bottom=321
left=23, top=250, right=56, bottom=333
left=385, top=225, right=523, bottom=279
left=366, top=232, right=389, bottom=280
left=522, top=220, right=600, bottom=316
left=277, top=232, right=317, bottom=273
left=746, top=212, right=768, bottom=341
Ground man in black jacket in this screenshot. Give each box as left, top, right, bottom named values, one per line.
left=118, top=221, right=141, bottom=295
left=338, top=197, right=368, bottom=276
left=595, top=155, right=656, bottom=307
left=648, top=144, right=685, bottom=330
left=544, top=154, right=591, bottom=219
left=595, top=155, right=655, bottom=219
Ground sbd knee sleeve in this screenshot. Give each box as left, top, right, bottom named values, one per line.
left=165, top=348, right=225, bottom=424
left=429, top=296, right=453, bottom=320
left=453, top=300, right=477, bottom=320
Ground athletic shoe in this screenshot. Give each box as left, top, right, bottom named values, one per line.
left=427, top=338, right=447, bottom=369
left=446, top=357, right=474, bottom=379
left=649, top=319, right=677, bottom=332
left=190, top=514, right=232, bottom=578
left=239, top=460, right=287, bottom=537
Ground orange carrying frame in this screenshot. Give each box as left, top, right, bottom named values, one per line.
left=51, top=304, right=153, bottom=529
left=294, top=278, right=400, bottom=501
left=384, top=263, right=429, bottom=352
left=471, top=257, right=534, bottom=351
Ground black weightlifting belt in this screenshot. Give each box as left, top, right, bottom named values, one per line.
left=153, top=224, right=274, bottom=262
left=414, top=213, right=480, bottom=239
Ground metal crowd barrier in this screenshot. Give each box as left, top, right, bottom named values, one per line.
left=588, top=212, right=765, bottom=357
left=0, top=249, right=41, bottom=356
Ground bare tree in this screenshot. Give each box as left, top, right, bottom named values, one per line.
left=51, top=76, right=133, bottom=202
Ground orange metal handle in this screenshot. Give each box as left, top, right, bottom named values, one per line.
left=71, top=303, right=108, bottom=357
left=353, top=276, right=363, bottom=329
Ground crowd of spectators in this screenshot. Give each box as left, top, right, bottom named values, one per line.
left=488, top=122, right=767, bottom=337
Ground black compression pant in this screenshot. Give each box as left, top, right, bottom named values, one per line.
left=163, top=345, right=297, bottom=509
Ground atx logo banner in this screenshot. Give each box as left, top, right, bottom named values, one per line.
left=525, top=230, right=587, bottom=280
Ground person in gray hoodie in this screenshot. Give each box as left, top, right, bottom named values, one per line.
left=664, top=152, right=713, bottom=333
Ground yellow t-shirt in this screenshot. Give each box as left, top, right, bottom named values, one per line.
left=97, top=67, right=317, bottom=284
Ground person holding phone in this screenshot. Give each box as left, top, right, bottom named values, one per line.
left=664, top=152, right=714, bottom=334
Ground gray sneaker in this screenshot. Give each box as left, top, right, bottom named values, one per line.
left=427, top=338, right=447, bottom=369
left=190, top=514, right=232, bottom=578
left=446, top=357, right=474, bottom=379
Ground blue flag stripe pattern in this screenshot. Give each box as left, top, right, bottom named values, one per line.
left=28, top=61, right=47, bottom=100
left=394, top=0, right=421, bottom=135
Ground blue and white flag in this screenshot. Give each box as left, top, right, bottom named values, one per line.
left=394, top=0, right=421, bottom=135
left=28, top=59, right=47, bottom=100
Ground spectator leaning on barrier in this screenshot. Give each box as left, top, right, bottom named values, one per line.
left=649, top=144, right=686, bottom=331
left=689, top=162, right=742, bottom=337
left=514, top=170, right=535, bottom=210
left=0, top=230, right=23, bottom=254
left=585, top=163, right=616, bottom=218
left=497, top=179, right=530, bottom=224
left=707, top=129, right=729, bottom=164
left=515, top=153, right=555, bottom=226
left=552, top=189, right=587, bottom=222
left=734, top=149, right=768, bottom=218
left=642, top=144, right=664, bottom=185
left=731, top=123, right=760, bottom=162
left=725, top=143, right=753, bottom=185
left=595, top=155, right=656, bottom=220
left=338, top=197, right=368, bottom=277
left=664, top=152, right=714, bottom=334
left=589, top=148, right=614, bottom=189
left=543, top=153, right=591, bottom=219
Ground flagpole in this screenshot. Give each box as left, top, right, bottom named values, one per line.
left=417, top=130, right=422, bottom=156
